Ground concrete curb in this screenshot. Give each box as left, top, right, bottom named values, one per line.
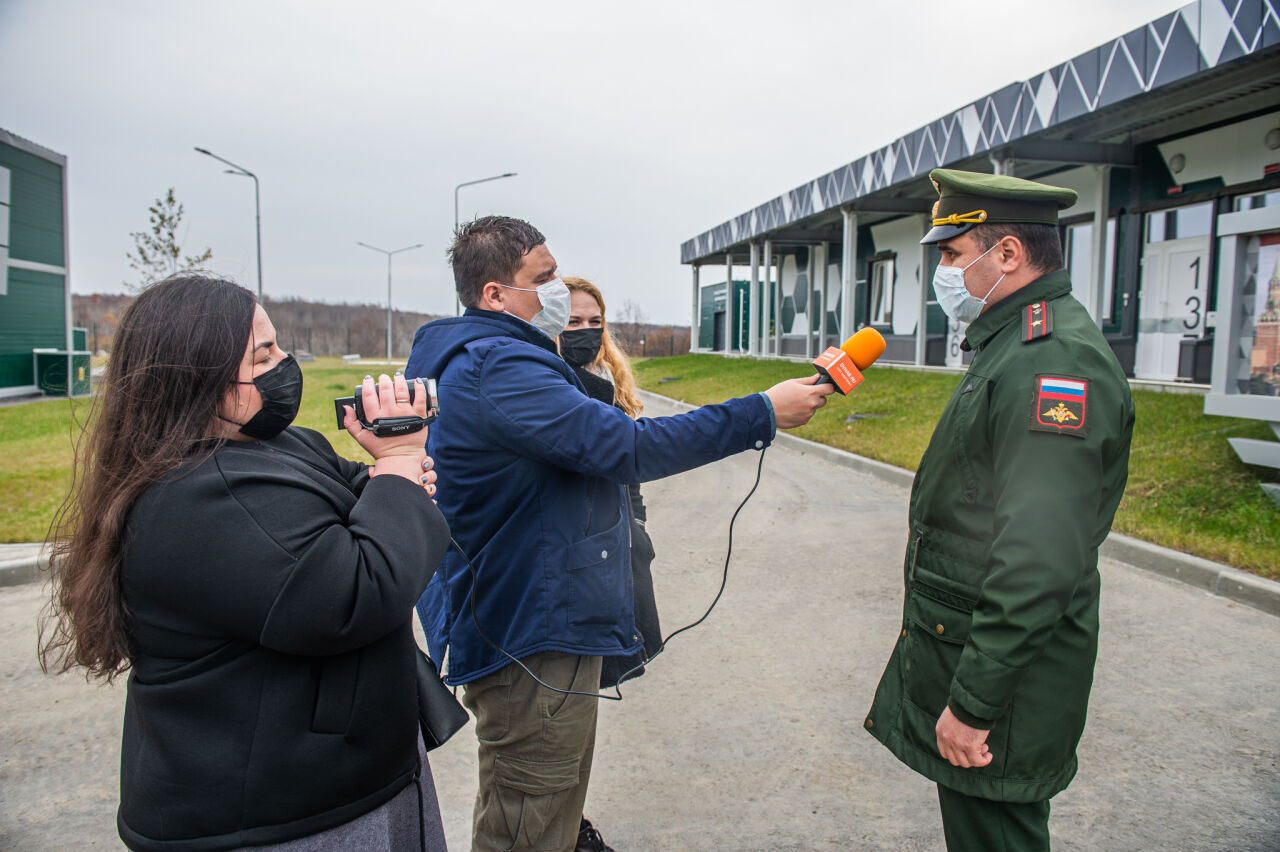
left=0, top=549, right=47, bottom=588
left=1097, top=534, right=1280, bottom=617
left=638, top=389, right=1280, bottom=618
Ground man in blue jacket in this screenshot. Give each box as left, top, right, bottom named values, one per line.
left=407, top=215, right=833, bottom=852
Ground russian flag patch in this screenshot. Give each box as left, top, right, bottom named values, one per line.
left=1030, top=374, right=1088, bottom=437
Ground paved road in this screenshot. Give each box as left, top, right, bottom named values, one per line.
left=3, top=395, right=1278, bottom=849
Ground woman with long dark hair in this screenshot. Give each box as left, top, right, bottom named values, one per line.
left=40, top=273, right=451, bottom=850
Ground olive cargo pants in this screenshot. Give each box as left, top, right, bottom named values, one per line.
left=462, top=652, right=602, bottom=852
left=937, top=784, right=1051, bottom=851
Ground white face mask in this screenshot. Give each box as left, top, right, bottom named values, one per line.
left=932, top=241, right=1005, bottom=324
left=499, top=277, right=571, bottom=338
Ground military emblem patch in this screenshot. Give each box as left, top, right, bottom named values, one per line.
left=1030, top=374, right=1088, bottom=437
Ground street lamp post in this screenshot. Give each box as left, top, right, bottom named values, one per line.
left=453, top=171, right=517, bottom=314
left=357, top=241, right=423, bottom=361
left=194, top=147, right=262, bottom=300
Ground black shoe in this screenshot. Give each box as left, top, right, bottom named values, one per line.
left=575, top=817, right=615, bottom=852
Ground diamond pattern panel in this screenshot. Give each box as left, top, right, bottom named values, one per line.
left=681, top=0, right=1280, bottom=263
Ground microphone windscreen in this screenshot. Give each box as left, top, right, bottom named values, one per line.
left=841, top=327, right=887, bottom=370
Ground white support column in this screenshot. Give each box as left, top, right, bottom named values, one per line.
left=773, top=249, right=783, bottom=358
left=916, top=214, right=930, bottom=365
left=762, top=240, right=773, bottom=357
left=841, top=208, right=858, bottom=340
left=1090, top=165, right=1112, bottom=328
left=690, top=264, right=700, bottom=351
left=818, top=240, right=829, bottom=349
left=748, top=242, right=761, bottom=357
left=724, top=253, right=734, bottom=354
left=805, top=245, right=816, bottom=361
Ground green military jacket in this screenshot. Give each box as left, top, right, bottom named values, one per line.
left=866, top=269, right=1134, bottom=802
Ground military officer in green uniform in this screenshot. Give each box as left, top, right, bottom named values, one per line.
left=865, top=169, right=1135, bottom=851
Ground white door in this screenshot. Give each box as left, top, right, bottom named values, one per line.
left=1135, top=234, right=1210, bottom=380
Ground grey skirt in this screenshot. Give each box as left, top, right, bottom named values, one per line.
left=237, top=739, right=447, bottom=851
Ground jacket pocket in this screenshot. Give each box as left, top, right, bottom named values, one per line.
left=564, top=510, right=631, bottom=630
left=913, top=522, right=989, bottom=588
left=903, top=571, right=977, bottom=718
left=311, top=650, right=360, bottom=734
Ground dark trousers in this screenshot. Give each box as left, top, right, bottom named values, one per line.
left=936, top=784, right=1051, bottom=852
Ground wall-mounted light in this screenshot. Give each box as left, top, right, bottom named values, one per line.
left=1265, top=128, right=1280, bottom=150
left=1168, top=153, right=1186, bottom=174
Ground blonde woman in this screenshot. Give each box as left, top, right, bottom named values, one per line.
left=559, top=276, right=660, bottom=852
left=559, top=276, right=643, bottom=417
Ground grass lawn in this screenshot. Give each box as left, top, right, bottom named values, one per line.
left=633, top=353, right=1280, bottom=580
left=0, top=358, right=398, bottom=546
left=3, top=354, right=1277, bottom=579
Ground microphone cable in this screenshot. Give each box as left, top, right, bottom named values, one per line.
left=448, top=446, right=769, bottom=701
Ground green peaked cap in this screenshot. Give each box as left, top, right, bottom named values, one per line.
left=921, top=168, right=1079, bottom=244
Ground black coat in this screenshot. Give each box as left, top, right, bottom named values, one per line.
left=117, top=428, right=449, bottom=850
left=570, top=366, right=663, bottom=689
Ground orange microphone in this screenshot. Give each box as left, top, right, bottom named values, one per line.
left=812, top=327, right=887, bottom=394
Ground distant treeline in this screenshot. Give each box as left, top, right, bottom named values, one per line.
left=73, top=293, right=443, bottom=359
left=73, top=293, right=690, bottom=359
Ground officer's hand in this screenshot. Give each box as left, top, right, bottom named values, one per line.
left=764, top=373, right=836, bottom=429
left=936, top=706, right=993, bottom=769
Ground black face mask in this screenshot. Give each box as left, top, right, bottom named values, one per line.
left=225, top=354, right=304, bottom=440
left=559, top=327, right=603, bottom=368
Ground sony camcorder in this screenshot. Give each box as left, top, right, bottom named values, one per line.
left=333, top=377, right=439, bottom=437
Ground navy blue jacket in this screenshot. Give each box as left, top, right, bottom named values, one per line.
left=406, top=310, right=774, bottom=684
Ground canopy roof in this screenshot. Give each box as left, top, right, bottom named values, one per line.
left=682, top=0, right=1280, bottom=264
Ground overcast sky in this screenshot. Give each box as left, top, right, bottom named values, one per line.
left=1, top=0, right=1180, bottom=323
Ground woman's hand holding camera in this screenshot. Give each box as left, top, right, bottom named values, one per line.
left=343, top=373, right=433, bottom=486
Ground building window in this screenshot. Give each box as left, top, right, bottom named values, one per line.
left=868, top=255, right=894, bottom=326
left=1146, top=202, right=1213, bottom=243
left=1235, top=190, right=1280, bottom=212
left=1066, top=218, right=1115, bottom=321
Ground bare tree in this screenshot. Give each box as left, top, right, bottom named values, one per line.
left=612, top=299, right=647, bottom=354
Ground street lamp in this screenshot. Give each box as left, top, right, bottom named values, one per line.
left=453, top=171, right=517, bottom=315
left=194, top=147, right=262, bottom=301
left=356, top=241, right=423, bottom=361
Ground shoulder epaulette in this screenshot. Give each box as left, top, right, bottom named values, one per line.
left=1022, top=301, right=1053, bottom=343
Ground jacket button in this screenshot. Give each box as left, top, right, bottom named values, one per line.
left=865, top=718, right=874, bottom=729
left=936, top=624, right=945, bottom=635
left=754, top=440, right=763, bottom=449
left=633, top=634, right=639, bottom=641
left=601, top=550, right=608, bottom=559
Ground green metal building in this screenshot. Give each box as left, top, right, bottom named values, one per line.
left=0, top=127, right=85, bottom=398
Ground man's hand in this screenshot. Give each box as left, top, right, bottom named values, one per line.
left=764, top=374, right=836, bottom=429
left=936, top=706, right=993, bottom=768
